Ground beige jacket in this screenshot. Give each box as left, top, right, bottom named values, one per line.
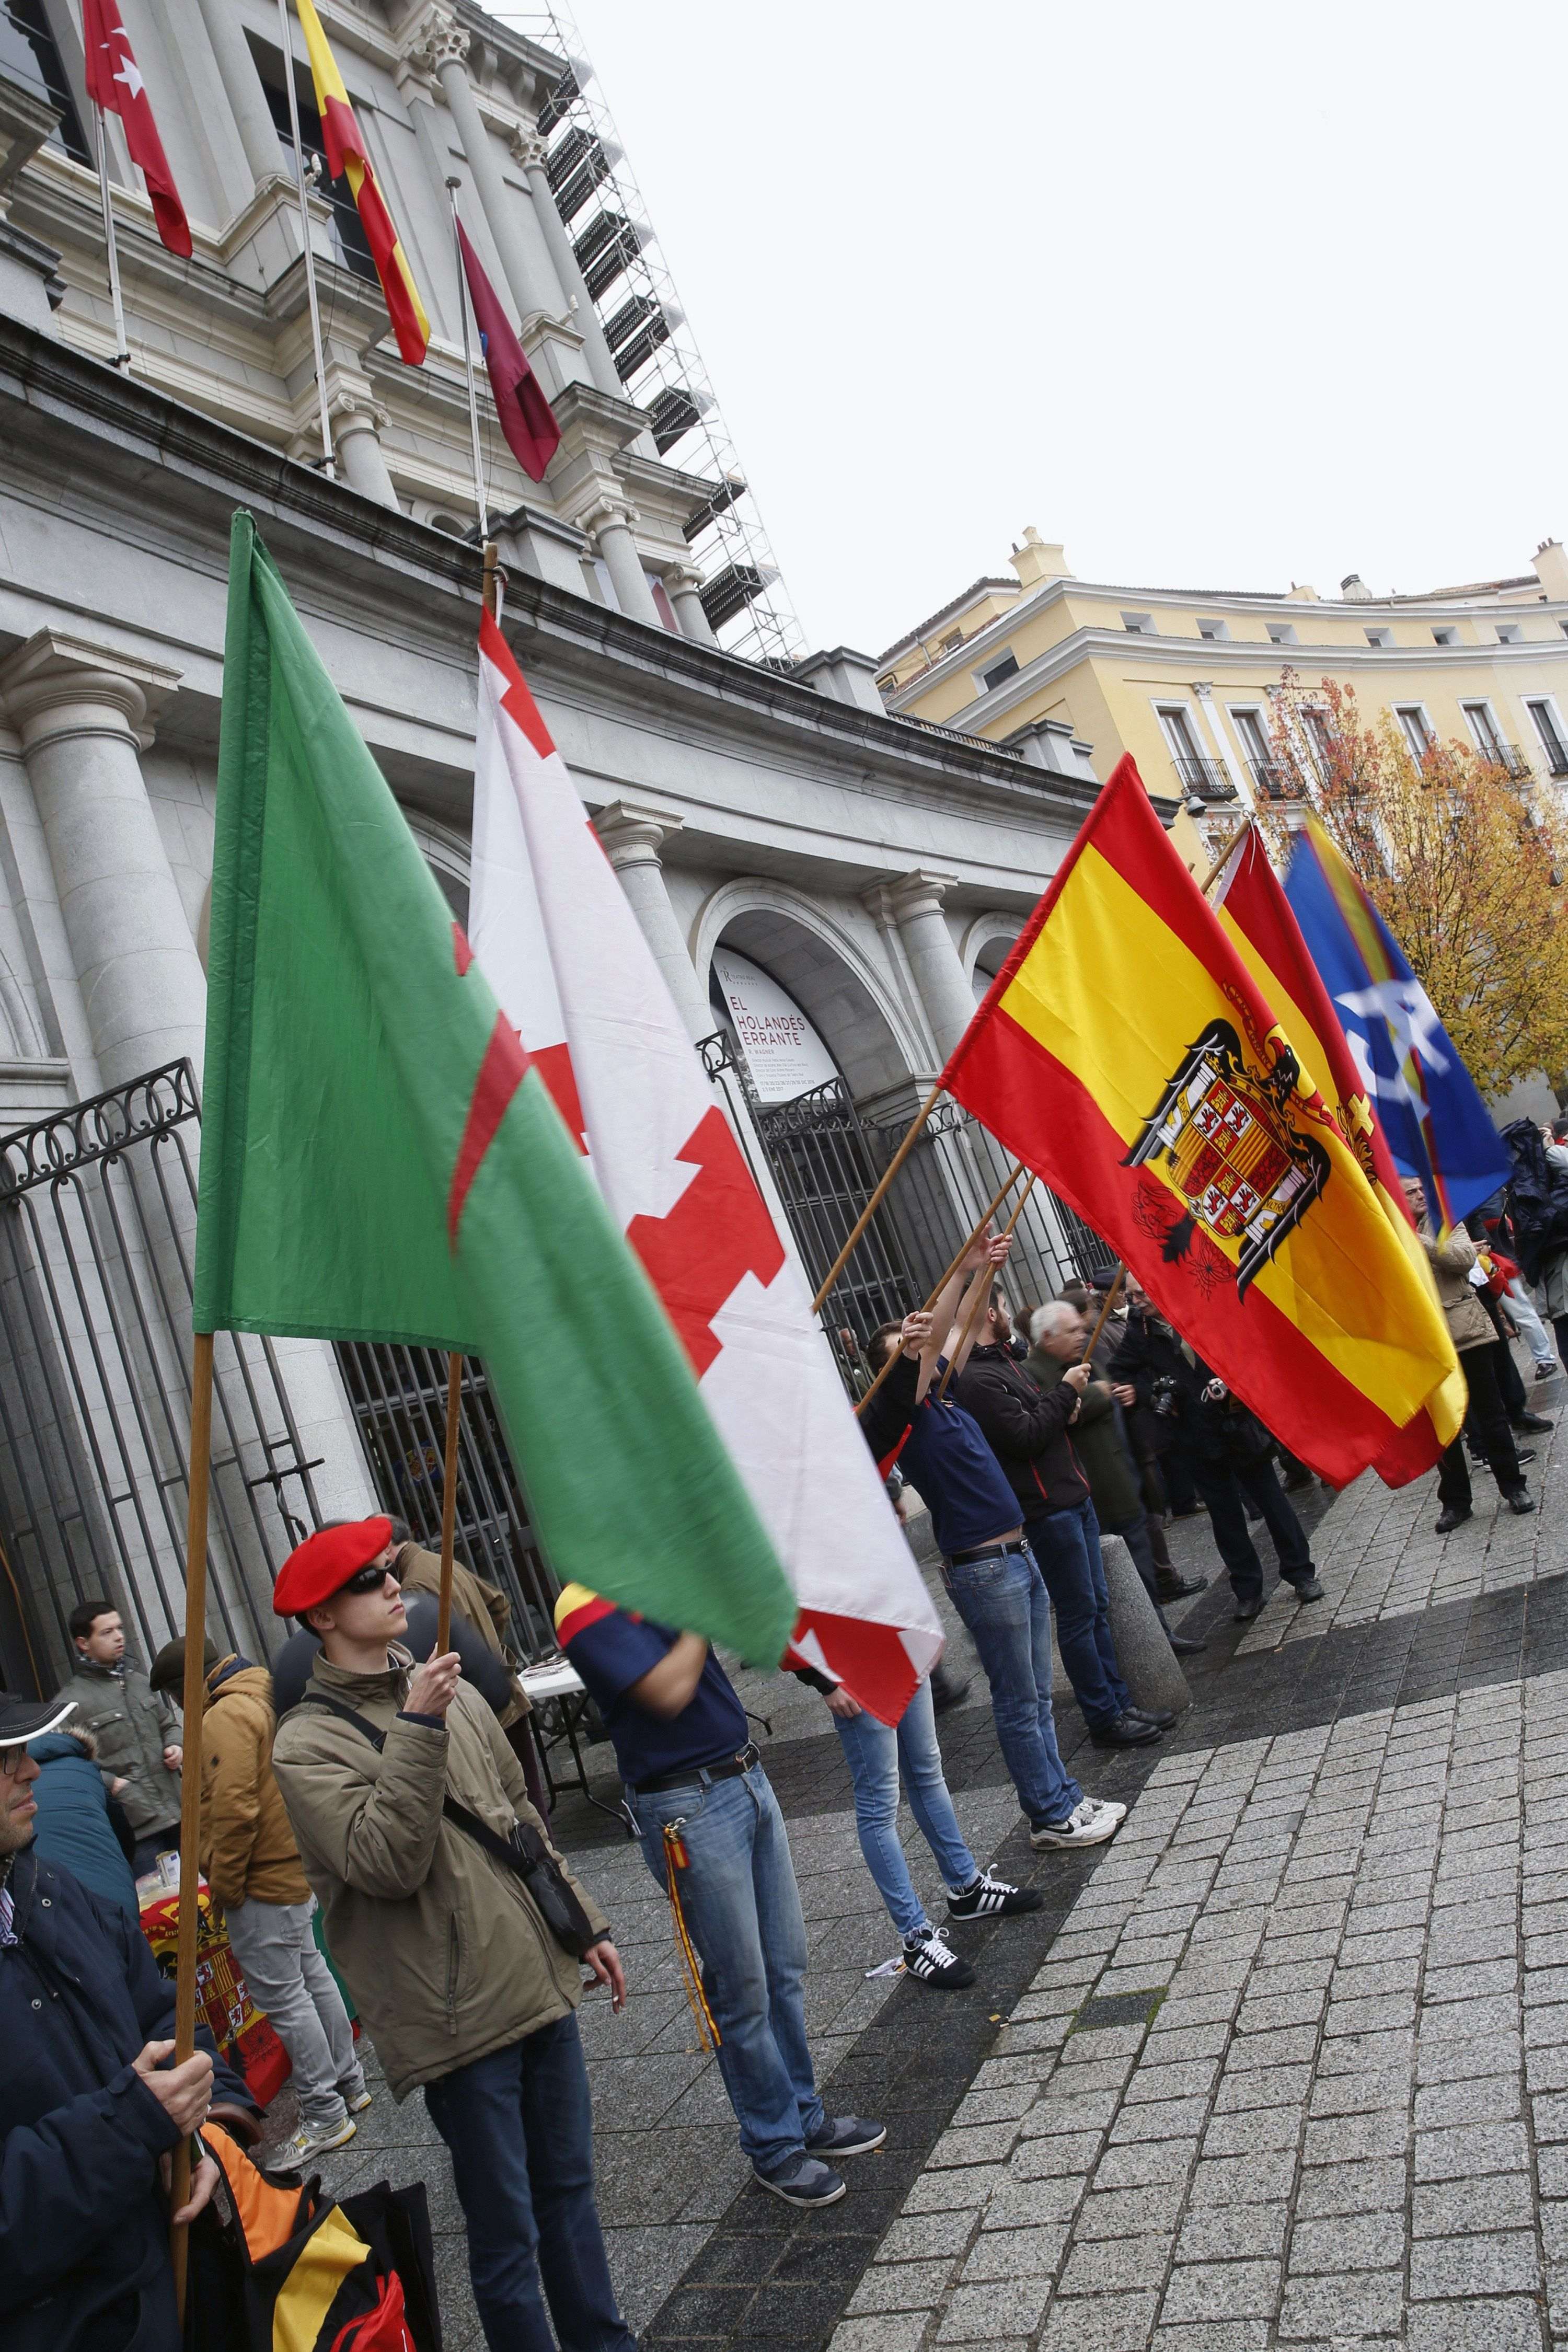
left=1419, top=1224, right=1496, bottom=1353
left=200, top=1661, right=310, bottom=1911
left=271, top=1646, right=608, bottom=2100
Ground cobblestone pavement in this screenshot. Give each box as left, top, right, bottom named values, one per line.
left=267, top=1386, right=1568, bottom=2350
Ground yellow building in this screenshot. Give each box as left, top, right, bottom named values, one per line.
left=878, top=529, right=1568, bottom=849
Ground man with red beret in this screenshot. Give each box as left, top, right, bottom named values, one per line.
left=270, top=1518, right=635, bottom=2352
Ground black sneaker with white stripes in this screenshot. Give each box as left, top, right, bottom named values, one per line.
left=946, top=1867, right=1044, bottom=1922
left=902, top=1925, right=977, bottom=1986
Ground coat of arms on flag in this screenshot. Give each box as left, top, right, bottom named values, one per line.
left=1124, top=1018, right=1331, bottom=1297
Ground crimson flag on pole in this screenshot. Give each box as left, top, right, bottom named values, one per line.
left=82, top=0, right=191, bottom=259
left=456, top=217, right=561, bottom=483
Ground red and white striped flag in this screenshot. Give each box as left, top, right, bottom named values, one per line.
left=471, top=615, right=943, bottom=1722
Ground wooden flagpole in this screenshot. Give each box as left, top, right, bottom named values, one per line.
left=1079, top=1263, right=1126, bottom=1365
left=170, top=1329, right=214, bottom=2318
left=852, top=1162, right=1024, bottom=1421
left=1196, top=811, right=1256, bottom=899
left=811, top=1077, right=944, bottom=1315
left=933, top=1175, right=1037, bottom=1402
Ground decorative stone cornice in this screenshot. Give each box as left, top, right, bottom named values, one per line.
left=0, top=630, right=181, bottom=753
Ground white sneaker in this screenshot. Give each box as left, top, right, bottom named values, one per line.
left=1087, top=1796, right=1127, bottom=1824
left=1030, top=1799, right=1121, bottom=1850
left=343, top=2087, right=374, bottom=2115
left=276, top=2114, right=357, bottom=2164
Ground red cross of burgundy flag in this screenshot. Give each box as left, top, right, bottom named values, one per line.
left=82, top=0, right=191, bottom=258
left=471, top=615, right=943, bottom=1722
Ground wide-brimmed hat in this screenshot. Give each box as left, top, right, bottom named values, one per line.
left=0, top=1691, right=76, bottom=1748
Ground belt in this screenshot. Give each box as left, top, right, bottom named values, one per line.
left=949, top=1539, right=1028, bottom=1566
left=632, top=1741, right=760, bottom=1797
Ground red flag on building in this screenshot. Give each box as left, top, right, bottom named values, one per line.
left=82, top=0, right=191, bottom=258
left=455, top=217, right=561, bottom=482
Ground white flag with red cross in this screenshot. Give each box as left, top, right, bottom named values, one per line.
left=470, top=614, right=943, bottom=1721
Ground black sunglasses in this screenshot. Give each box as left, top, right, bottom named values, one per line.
left=336, top=1563, right=394, bottom=1597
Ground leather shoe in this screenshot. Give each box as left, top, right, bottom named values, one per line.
left=1289, top=1575, right=1325, bottom=1602
left=1155, top=1572, right=1208, bottom=1600
left=1232, top=1593, right=1266, bottom=1621
left=1434, top=1503, right=1472, bottom=1534
left=1506, top=1488, right=1536, bottom=1515
left=1513, top=1448, right=1537, bottom=1468
left=1512, top=1411, right=1554, bottom=1434
left=1090, top=1711, right=1162, bottom=1748
left=1127, top=1703, right=1178, bottom=1730
left=1168, top=1632, right=1207, bottom=1655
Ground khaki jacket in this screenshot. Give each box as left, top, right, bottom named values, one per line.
left=52, top=1655, right=179, bottom=1838
left=271, top=1647, right=608, bottom=2100
left=394, top=1543, right=525, bottom=1727
left=200, top=1661, right=310, bottom=1911
left=1419, top=1224, right=1496, bottom=1353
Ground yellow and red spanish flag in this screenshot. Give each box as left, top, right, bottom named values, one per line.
left=940, top=758, right=1461, bottom=1488
left=294, top=0, right=429, bottom=365
left=1210, top=823, right=1465, bottom=1480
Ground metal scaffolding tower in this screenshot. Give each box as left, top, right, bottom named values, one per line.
left=498, top=3, right=805, bottom=667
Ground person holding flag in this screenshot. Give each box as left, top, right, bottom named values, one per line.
left=1400, top=1179, right=1532, bottom=1531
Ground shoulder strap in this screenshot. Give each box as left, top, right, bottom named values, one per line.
left=295, top=1692, right=389, bottom=1752
left=295, top=1694, right=528, bottom=1877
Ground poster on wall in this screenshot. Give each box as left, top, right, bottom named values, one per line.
left=713, top=948, right=839, bottom=1104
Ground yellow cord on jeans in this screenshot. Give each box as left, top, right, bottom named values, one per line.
left=661, top=1821, right=721, bottom=2054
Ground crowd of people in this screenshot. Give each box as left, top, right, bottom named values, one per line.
left=4, top=1139, right=1565, bottom=2350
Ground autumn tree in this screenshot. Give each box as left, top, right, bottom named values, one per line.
left=1259, top=671, right=1568, bottom=1098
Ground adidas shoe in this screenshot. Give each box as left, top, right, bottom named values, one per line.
left=947, top=1867, right=1043, bottom=1921
left=902, top=1925, right=978, bottom=1986
left=1030, top=1799, right=1121, bottom=1851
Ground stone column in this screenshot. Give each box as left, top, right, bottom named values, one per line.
left=592, top=802, right=711, bottom=1041
left=583, top=496, right=663, bottom=628
left=432, top=26, right=570, bottom=339
left=664, top=563, right=719, bottom=648
left=510, top=126, right=625, bottom=400
left=332, top=397, right=399, bottom=510
left=189, top=0, right=283, bottom=194
left=0, top=633, right=201, bottom=1087
left=883, top=870, right=975, bottom=1063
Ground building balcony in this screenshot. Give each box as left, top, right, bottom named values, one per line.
left=1172, top=754, right=1236, bottom=802
left=1480, top=740, right=1532, bottom=780
left=1248, top=757, right=1307, bottom=801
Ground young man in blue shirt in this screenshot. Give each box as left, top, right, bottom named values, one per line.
left=860, top=1231, right=1125, bottom=1855
left=556, top=1584, right=884, bottom=2210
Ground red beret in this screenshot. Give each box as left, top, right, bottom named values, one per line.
left=273, top=1516, right=393, bottom=1617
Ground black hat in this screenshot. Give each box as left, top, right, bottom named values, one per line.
left=0, top=1691, right=76, bottom=1748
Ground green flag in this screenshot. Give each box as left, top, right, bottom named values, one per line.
left=195, top=513, right=795, bottom=1663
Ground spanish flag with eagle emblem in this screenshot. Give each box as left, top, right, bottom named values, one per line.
left=938, top=757, right=1460, bottom=1488
left=293, top=0, right=429, bottom=364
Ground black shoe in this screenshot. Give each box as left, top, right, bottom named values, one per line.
left=1536, top=1362, right=1561, bottom=1383
left=1126, top=1703, right=1178, bottom=1729
left=806, top=2114, right=887, bottom=2157
left=947, top=1867, right=1043, bottom=1921
left=1435, top=1504, right=1472, bottom=1534
left=902, top=1927, right=978, bottom=1986
left=1232, top=1593, right=1266, bottom=1621
left=1168, top=1632, right=1207, bottom=1655
left=929, top=1662, right=971, bottom=1713
left=1506, top=1488, right=1536, bottom=1516
left=754, top=2154, right=847, bottom=2206
left=1090, top=1711, right=1162, bottom=1748
left=1155, top=1572, right=1208, bottom=1600
left=1513, top=1448, right=1537, bottom=1468
left=1281, top=1468, right=1313, bottom=1492
left=1512, top=1411, right=1554, bottom=1434
left=1169, top=1504, right=1207, bottom=1520
left=1288, top=1575, right=1325, bottom=1602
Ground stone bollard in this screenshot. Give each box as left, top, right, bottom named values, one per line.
left=1102, top=1533, right=1193, bottom=1718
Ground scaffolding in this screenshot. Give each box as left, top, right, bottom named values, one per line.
left=497, top=2, right=805, bottom=667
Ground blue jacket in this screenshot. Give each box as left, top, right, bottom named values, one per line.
left=27, top=1731, right=139, bottom=1917
left=0, top=1847, right=257, bottom=2352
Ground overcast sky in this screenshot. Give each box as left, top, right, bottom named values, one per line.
left=542, top=2, right=1566, bottom=659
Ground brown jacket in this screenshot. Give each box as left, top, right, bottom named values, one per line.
left=1419, top=1224, right=1496, bottom=1353
left=200, top=1660, right=310, bottom=1910
left=271, top=1646, right=608, bottom=2101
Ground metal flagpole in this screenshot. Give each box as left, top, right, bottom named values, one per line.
left=447, top=178, right=488, bottom=541
left=94, top=109, right=130, bottom=370
left=274, top=0, right=335, bottom=479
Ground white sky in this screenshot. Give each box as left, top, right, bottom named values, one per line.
left=559, top=0, right=1568, bottom=660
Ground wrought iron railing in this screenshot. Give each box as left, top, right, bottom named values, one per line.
left=1171, top=754, right=1236, bottom=801
left=1247, top=757, right=1308, bottom=801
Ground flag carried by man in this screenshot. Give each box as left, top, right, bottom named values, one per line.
left=82, top=0, right=190, bottom=257
left=293, top=0, right=429, bottom=364
left=938, top=757, right=1462, bottom=1490
left=1210, top=823, right=1463, bottom=1482
left=194, top=514, right=797, bottom=1668
left=469, top=614, right=943, bottom=1724
left=454, top=216, right=560, bottom=482
left=1284, top=816, right=1510, bottom=1230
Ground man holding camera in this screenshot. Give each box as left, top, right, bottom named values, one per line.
left=270, top=1517, right=635, bottom=2352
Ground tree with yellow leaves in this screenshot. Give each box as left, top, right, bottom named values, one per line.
left=1262, top=672, right=1568, bottom=1098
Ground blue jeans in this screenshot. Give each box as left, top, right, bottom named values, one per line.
left=629, top=1764, right=823, bottom=2173
left=423, top=2012, right=633, bottom=2352
left=1026, top=1495, right=1132, bottom=1733
left=942, top=1541, right=1083, bottom=1829
left=833, top=1674, right=977, bottom=1941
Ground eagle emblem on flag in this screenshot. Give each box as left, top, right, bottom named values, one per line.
left=1123, top=1019, right=1330, bottom=1298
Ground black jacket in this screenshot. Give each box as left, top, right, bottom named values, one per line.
left=1109, top=1306, right=1192, bottom=1458
left=1, top=1847, right=257, bottom=2352
left=1502, top=1119, right=1568, bottom=1285
left=952, top=1343, right=1089, bottom=1517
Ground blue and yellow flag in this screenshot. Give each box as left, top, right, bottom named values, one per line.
left=1283, top=819, right=1509, bottom=1230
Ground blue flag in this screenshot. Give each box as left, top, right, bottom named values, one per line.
left=1284, top=819, right=1509, bottom=1229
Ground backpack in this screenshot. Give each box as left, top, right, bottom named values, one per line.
left=183, top=2123, right=442, bottom=2351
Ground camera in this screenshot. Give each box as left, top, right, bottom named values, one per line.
left=1150, top=1374, right=1181, bottom=1419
